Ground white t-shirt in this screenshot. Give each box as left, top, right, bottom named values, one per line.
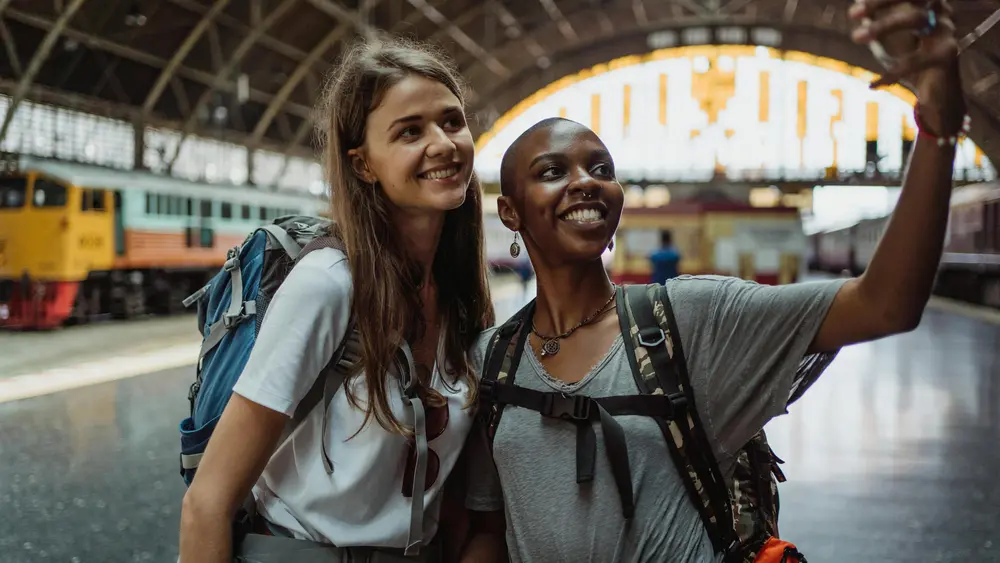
left=232, top=247, right=475, bottom=547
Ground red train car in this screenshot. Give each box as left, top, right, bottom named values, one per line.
left=808, top=181, right=1000, bottom=308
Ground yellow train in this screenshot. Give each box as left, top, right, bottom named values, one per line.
left=0, top=154, right=327, bottom=329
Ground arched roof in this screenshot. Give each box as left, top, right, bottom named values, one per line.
left=1, top=0, right=997, bottom=163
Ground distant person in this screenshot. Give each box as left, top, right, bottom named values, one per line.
left=649, top=230, right=681, bottom=284
left=514, top=261, right=534, bottom=293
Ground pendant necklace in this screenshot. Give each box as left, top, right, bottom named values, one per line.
left=531, top=286, right=617, bottom=357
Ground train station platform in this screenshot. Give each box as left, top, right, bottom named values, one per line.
left=0, top=275, right=997, bottom=562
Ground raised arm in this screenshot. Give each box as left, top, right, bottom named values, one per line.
left=810, top=0, right=966, bottom=354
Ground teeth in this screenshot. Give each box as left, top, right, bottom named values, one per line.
left=423, top=166, right=459, bottom=180
left=563, top=208, right=603, bottom=222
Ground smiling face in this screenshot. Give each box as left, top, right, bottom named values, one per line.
left=350, top=74, right=475, bottom=215
left=500, top=119, right=624, bottom=264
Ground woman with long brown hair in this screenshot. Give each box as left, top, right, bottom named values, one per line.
left=179, top=35, right=493, bottom=562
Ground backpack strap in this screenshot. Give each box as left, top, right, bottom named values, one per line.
left=618, top=284, right=742, bottom=560
left=283, top=319, right=361, bottom=461
left=479, top=300, right=535, bottom=445
left=192, top=244, right=256, bottom=364
left=287, top=230, right=356, bottom=475
left=478, top=299, right=638, bottom=520
left=192, top=226, right=337, bottom=363
left=261, top=224, right=305, bottom=260
left=297, top=233, right=347, bottom=257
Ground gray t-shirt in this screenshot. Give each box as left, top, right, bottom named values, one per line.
left=465, top=275, right=848, bottom=563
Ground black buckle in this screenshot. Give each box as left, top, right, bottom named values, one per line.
left=479, top=379, right=500, bottom=408
left=638, top=327, right=665, bottom=348
left=540, top=393, right=591, bottom=421
left=666, top=392, right=688, bottom=414
left=187, top=381, right=201, bottom=414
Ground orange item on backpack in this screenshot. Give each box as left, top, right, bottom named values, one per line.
left=754, top=537, right=808, bottom=563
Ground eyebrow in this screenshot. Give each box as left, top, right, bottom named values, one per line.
left=386, top=105, right=464, bottom=132
left=528, top=148, right=612, bottom=168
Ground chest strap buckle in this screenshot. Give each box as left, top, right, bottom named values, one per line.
left=541, top=393, right=591, bottom=422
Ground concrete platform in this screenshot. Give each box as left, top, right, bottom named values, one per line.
left=0, top=278, right=997, bottom=562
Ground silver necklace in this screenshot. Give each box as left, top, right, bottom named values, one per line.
left=531, top=286, right=617, bottom=357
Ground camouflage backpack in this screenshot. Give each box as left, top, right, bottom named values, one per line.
left=478, top=283, right=827, bottom=563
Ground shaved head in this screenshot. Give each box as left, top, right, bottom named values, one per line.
left=493, top=115, right=623, bottom=267
left=499, top=116, right=583, bottom=199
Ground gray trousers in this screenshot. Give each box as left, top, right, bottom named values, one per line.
left=234, top=533, right=443, bottom=563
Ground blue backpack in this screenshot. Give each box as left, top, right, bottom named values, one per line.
left=177, top=215, right=361, bottom=487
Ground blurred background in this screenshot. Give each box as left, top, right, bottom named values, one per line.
left=0, top=1, right=999, bottom=561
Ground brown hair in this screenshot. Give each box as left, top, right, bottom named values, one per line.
left=315, top=34, right=494, bottom=437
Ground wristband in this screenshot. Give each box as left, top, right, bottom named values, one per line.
left=914, top=106, right=971, bottom=147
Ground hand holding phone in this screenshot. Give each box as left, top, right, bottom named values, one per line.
left=849, top=0, right=958, bottom=87
left=849, top=0, right=965, bottom=134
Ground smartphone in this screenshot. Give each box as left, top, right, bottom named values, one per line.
left=858, top=2, right=922, bottom=73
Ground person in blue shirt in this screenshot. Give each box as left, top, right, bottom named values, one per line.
left=650, top=230, right=681, bottom=284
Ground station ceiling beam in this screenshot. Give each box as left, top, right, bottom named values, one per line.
left=250, top=0, right=386, bottom=146
left=165, top=0, right=301, bottom=172
left=0, top=0, right=89, bottom=146
left=167, top=0, right=316, bottom=68
left=142, top=0, right=231, bottom=117
left=265, top=0, right=495, bottom=154
left=405, top=0, right=509, bottom=78
left=4, top=7, right=314, bottom=119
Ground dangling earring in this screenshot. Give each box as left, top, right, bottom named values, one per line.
left=510, top=232, right=521, bottom=258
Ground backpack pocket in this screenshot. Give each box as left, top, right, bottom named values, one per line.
left=753, top=537, right=807, bottom=563
left=178, top=413, right=222, bottom=485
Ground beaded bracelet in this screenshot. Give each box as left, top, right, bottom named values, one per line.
left=913, top=106, right=972, bottom=147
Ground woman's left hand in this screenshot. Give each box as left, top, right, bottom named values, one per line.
left=849, top=0, right=966, bottom=134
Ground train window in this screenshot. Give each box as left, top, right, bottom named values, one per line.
left=81, top=189, right=107, bottom=212
left=200, top=199, right=212, bottom=218
left=158, top=194, right=168, bottom=215
left=221, top=202, right=232, bottom=219
left=993, top=202, right=1000, bottom=251
left=0, top=177, right=26, bottom=208
left=987, top=201, right=999, bottom=251
left=241, top=204, right=250, bottom=220
left=93, top=189, right=106, bottom=211
left=186, top=198, right=193, bottom=216
left=32, top=179, right=67, bottom=207
left=145, top=193, right=153, bottom=214
left=259, top=206, right=267, bottom=221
